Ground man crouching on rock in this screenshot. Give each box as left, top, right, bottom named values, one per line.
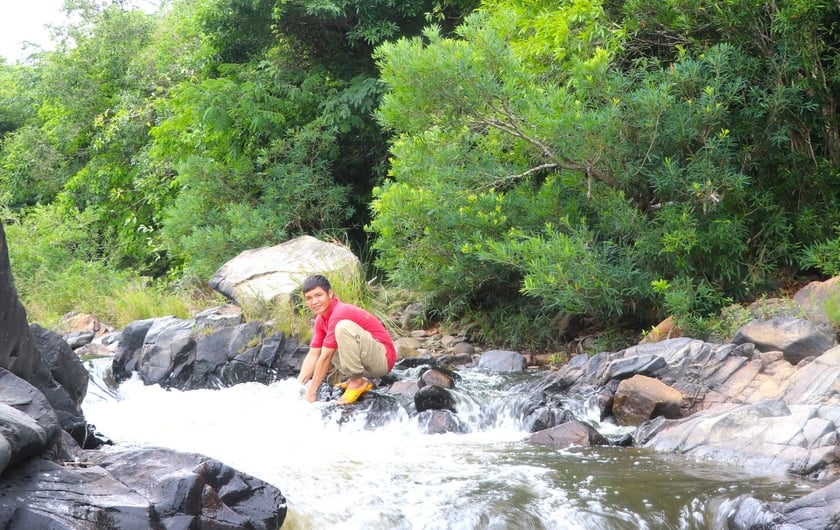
left=297, top=274, right=396, bottom=405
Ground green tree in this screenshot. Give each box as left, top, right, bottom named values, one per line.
left=371, top=0, right=840, bottom=347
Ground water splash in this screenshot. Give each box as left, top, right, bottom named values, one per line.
left=82, top=359, right=812, bottom=529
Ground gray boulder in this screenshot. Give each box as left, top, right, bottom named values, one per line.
left=732, top=316, right=836, bottom=365
left=209, top=235, right=361, bottom=307
left=478, top=349, right=527, bottom=372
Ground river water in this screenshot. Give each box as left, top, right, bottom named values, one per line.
left=81, top=359, right=814, bottom=529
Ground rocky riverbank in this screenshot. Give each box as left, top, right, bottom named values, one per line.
left=0, top=220, right=287, bottom=529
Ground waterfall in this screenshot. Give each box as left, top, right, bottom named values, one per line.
left=82, top=359, right=813, bottom=530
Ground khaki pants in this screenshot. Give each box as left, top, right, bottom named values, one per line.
left=333, top=319, right=388, bottom=379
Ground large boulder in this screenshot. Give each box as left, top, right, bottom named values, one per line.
left=724, top=475, right=840, bottom=529
left=209, top=235, right=361, bottom=307
left=0, top=447, right=287, bottom=530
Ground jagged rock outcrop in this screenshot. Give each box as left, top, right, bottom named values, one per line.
left=112, top=313, right=309, bottom=390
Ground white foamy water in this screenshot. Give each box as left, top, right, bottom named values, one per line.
left=81, top=359, right=812, bottom=530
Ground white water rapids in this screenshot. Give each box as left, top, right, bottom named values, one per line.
left=81, top=359, right=813, bottom=529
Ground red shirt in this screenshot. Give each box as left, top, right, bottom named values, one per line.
left=310, top=299, right=397, bottom=370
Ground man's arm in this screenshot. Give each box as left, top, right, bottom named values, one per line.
left=303, top=347, right=336, bottom=403
left=297, top=347, right=321, bottom=384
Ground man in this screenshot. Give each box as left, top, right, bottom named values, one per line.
left=297, top=274, right=396, bottom=404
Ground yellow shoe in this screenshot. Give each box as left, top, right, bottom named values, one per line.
left=337, top=382, right=374, bottom=405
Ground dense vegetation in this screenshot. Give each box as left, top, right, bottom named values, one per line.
left=2, top=0, right=839, bottom=350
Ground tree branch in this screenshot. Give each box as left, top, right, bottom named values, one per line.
left=474, top=101, right=619, bottom=194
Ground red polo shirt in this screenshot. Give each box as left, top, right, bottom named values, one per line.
left=310, top=299, right=396, bottom=370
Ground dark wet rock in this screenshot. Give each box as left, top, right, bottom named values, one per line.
left=65, top=330, right=95, bottom=349
left=395, top=356, right=437, bottom=369
left=113, top=317, right=155, bottom=381
left=112, top=316, right=308, bottom=390
left=0, top=448, right=287, bottom=530
left=415, top=385, right=457, bottom=413
left=418, top=409, right=466, bottom=434
left=0, top=369, right=60, bottom=474
left=522, top=403, right=575, bottom=434
left=1, top=219, right=286, bottom=530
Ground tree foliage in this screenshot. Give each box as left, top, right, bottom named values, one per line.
left=371, top=0, right=840, bottom=347
left=3, top=0, right=840, bottom=349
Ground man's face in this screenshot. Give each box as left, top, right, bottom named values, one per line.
left=303, top=286, right=333, bottom=317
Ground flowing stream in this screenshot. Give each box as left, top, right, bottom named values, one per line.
left=82, top=359, right=814, bottom=529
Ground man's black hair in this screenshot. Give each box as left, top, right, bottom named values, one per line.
left=301, top=274, right=331, bottom=294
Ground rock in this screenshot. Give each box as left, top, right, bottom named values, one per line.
left=138, top=316, right=197, bottom=386
left=637, top=399, right=840, bottom=478
left=65, top=330, right=94, bottom=349
left=415, top=385, right=456, bottom=413
left=526, top=420, right=609, bottom=447
left=113, top=317, right=155, bottom=382
left=0, top=448, right=287, bottom=530
left=399, top=303, right=424, bottom=329
left=795, top=276, right=840, bottom=328
left=417, top=409, right=466, bottom=434
left=452, top=341, right=475, bottom=355
left=612, top=374, right=683, bottom=426
left=541, top=337, right=840, bottom=479
left=29, top=324, right=89, bottom=411
left=389, top=379, right=420, bottom=396
left=640, top=315, right=683, bottom=343
left=732, top=317, right=836, bottom=365
left=114, top=315, right=309, bottom=390
left=60, top=312, right=111, bottom=338
left=0, top=222, right=38, bottom=381
left=394, top=336, right=423, bottom=358
left=478, top=349, right=527, bottom=372
left=521, top=392, right=575, bottom=433
left=0, top=369, right=60, bottom=475
left=209, top=235, right=361, bottom=307
left=724, top=477, right=840, bottom=529
left=194, top=304, right=244, bottom=331
left=419, top=367, right=458, bottom=389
